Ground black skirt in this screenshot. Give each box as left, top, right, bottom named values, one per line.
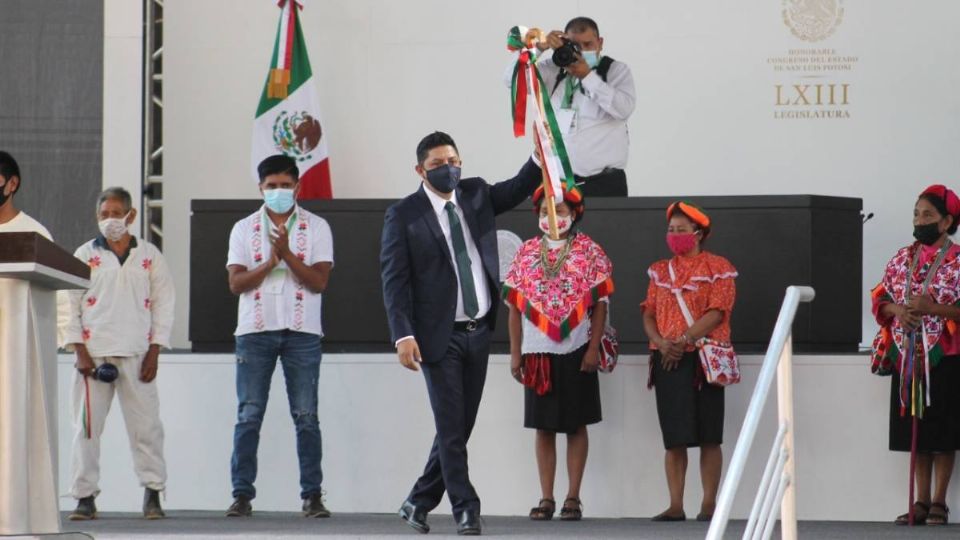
left=651, top=350, right=725, bottom=449
left=524, top=345, right=602, bottom=434
left=889, top=355, right=960, bottom=452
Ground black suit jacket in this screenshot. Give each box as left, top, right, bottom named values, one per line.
left=380, top=158, right=541, bottom=364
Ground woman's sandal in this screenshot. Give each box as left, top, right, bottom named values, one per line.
left=895, top=501, right=930, bottom=525
left=928, top=502, right=949, bottom=526
left=529, top=498, right=555, bottom=521
left=559, top=497, right=583, bottom=521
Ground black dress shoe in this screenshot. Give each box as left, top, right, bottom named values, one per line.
left=399, top=500, right=430, bottom=534
left=456, top=509, right=481, bottom=536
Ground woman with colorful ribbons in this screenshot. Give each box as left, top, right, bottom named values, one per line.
left=871, top=185, right=960, bottom=526
left=502, top=185, right=613, bottom=521
left=641, top=201, right=738, bottom=522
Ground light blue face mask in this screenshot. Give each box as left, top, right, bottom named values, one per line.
left=581, top=50, right=601, bottom=69
left=263, top=188, right=295, bottom=213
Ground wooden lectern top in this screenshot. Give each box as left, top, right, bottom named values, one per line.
left=0, top=232, right=90, bottom=290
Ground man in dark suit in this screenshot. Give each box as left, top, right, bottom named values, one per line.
left=380, top=131, right=541, bottom=535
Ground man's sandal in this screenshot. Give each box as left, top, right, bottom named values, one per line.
left=895, top=501, right=930, bottom=525
left=559, top=497, right=583, bottom=521
left=529, top=498, right=555, bottom=521
left=928, top=502, right=949, bottom=526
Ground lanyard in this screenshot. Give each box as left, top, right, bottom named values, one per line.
left=561, top=76, right=581, bottom=109
left=262, top=208, right=298, bottom=279
left=262, top=208, right=298, bottom=234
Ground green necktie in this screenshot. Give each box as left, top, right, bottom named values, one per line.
left=444, top=202, right=479, bottom=318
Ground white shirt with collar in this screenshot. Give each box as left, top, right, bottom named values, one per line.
left=57, top=235, right=175, bottom=357
left=227, top=205, right=334, bottom=338
left=504, top=51, right=636, bottom=177
left=422, top=185, right=492, bottom=322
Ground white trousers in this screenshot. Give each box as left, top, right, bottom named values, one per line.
left=70, top=355, right=166, bottom=498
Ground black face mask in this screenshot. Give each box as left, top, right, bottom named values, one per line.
left=914, top=222, right=943, bottom=246
left=425, top=164, right=461, bottom=194
left=0, top=178, right=9, bottom=207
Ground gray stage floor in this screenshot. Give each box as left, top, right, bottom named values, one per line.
left=59, top=511, right=960, bottom=539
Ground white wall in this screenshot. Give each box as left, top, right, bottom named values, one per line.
left=57, top=352, right=958, bottom=520
left=157, top=0, right=960, bottom=349
left=102, top=0, right=143, bottom=236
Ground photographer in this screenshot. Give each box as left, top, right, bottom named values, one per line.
left=506, top=17, right=636, bottom=196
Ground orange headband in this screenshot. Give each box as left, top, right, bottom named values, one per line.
left=666, top=201, right=710, bottom=228
left=533, top=185, right=585, bottom=217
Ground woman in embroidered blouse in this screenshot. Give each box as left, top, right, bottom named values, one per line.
left=872, top=185, right=960, bottom=526
left=641, top=201, right=737, bottom=522
left=503, top=185, right=613, bottom=522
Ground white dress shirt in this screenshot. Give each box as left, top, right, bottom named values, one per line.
left=227, top=205, right=334, bottom=338
left=0, top=210, right=52, bottom=239
left=422, top=186, right=492, bottom=321
left=504, top=51, right=636, bottom=177
left=58, top=236, right=175, bottom=356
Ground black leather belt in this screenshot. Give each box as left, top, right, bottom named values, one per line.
left=453, top=319, right=484, bottom=332
left=575, top=167, right=624, bottom=182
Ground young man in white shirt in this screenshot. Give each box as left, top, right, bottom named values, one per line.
left=506, top=17, right=636, bottom=196
left=225, top=155, right=334, bottom=518
left=0, top=150, right=53, bottom=238
left=58, top=187, right=175, bottom=520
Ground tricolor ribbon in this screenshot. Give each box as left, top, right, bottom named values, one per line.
left=82, top=375, right=92, bottom=439
left=899, top=331, right=926, bottom=419
left=267, top=0, right=304, bottom=99
left=511, top=51, right=530, bottom=137
left=533, top=116, right=563, bottom=204
left=506, top=26, right=577, bottom=194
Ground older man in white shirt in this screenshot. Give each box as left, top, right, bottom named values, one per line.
left=58, top=187, right=175, bottom=521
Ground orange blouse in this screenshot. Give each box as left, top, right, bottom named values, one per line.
left=642, top=251, right=738, bottom=350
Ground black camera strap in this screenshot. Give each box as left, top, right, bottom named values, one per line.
left=553, top=55, right=615, bottom=97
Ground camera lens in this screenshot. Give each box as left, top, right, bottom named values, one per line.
left=553, top=38, right=582, bottom=68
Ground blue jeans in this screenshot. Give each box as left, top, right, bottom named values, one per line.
left=231, top=330, right=323, bottom=500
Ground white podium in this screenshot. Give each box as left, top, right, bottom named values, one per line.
left=0, top=232, right=89, bottom=536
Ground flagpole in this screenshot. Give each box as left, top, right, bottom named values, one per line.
left=533, top=126, right=559, bottom=240
left=543, top=167, right=559, bottom=241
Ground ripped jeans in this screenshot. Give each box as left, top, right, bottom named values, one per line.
left=231, top=330, right=323, bottom=500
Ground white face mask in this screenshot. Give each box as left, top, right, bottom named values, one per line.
left=98, top=213, right=130, bottom=242
left=539, top=216, right=572, bottom=236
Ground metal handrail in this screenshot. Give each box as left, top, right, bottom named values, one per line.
left=744, top=423, right=788, bottom=538
left=706, top=286, right=816, bottom=540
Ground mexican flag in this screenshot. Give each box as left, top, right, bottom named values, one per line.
left=251, top=0, right=332, bottom=199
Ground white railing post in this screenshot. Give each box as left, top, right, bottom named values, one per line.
left=762, top=474, right=792, bottom=540
left=776, top=334, right=798, bottom=540
left=753, top=447, right=789, bottom=540
left=743, top=423, right=788, bottom=539
left=706, top=286, right=815, bottom=540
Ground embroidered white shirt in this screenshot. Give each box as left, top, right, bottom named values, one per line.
left=227, top=205, right=334, bottom=337
left=57, top=236, right=175, bottom=356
